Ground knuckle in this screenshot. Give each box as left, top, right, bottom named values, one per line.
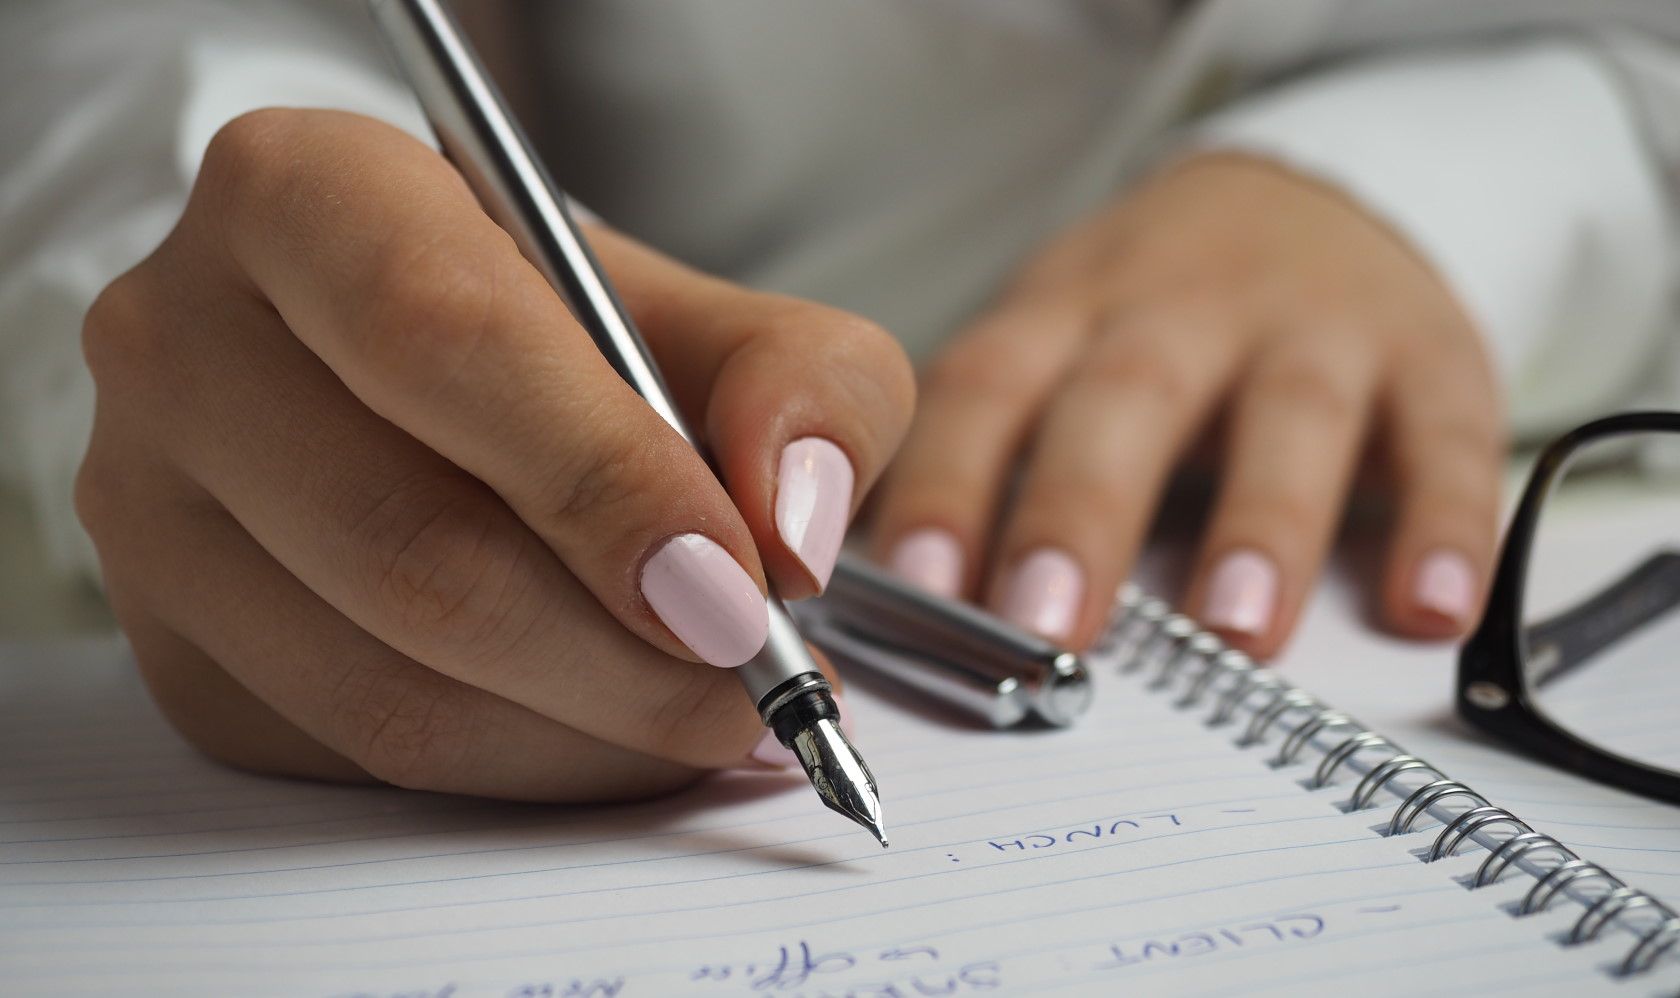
left=1229, top=492, right=1319, bottom=550
left=1396, top=413, right=1505, bottom=496
left=811, top=311, right=897, bottom=364
left=535, top=430, right=645, bottom=531
left=132, top=656, right=260, bottom=781
left=73, top=421, right=153, bottom=559
left=822, top=314, right=916, bottom=405
left=131, top=649, right=223, bottom=757
left=1079, top=333, right=1201, bottom=413
left=924, top=335, right=1041, bottom=406
left=124, top=630, right=263, bottom=778
left=198, top=108, right=309, bottom=213
left=1418, top=491, right=1497, bottom=535
left=72, top=452, right=119, bottom=549
left=1425, top=414, right=1505, bottom=467
left=81, top=269, right=165, bottom=389
left=1260, top=363, right=1362, bottom=425
left=356, top=477, right=525, bottom=656
left=782, top=310, right=917, bottom=440
left=332, top=665, right=480, bottom=790
left=355, top=233, right=507, bottom=398
left=1409, top=455, right=1501, bottom=523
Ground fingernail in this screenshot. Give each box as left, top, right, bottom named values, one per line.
left=775, top=437, right=854, bottom=591
left=1202, top=548, right=1278, bottom=637
left=1413, top=548, right=1476, bottom=624
left=640, top=533, right=768, bottom=668
left=750, top=728, right=799, bottom=769
left=999, top=547, right=1084, bottom=641
left=887, top=528, right=963, bottom=598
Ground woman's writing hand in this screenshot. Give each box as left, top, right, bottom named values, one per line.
left=76, top=109, right=913, bottom=800
left=871, top=153, right=1502, bottom=657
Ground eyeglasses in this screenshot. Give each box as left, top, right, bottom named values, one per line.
left=1458, top=411, right=1680, bottom=805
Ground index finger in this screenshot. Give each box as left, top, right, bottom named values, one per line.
left=586, top=230, right=917, bottom=599
left=190, top=108, right=767, bottom=668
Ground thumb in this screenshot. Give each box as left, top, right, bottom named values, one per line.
left=589, top=226, right=917, bottom=599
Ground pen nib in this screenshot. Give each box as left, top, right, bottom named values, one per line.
left=791, top=718, right=888, bottom=848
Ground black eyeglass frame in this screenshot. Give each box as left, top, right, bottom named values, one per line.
left=1457, top=410, right=1680, bottom=806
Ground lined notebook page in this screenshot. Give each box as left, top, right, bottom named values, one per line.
left=5, top=637, right=1675, bottom=997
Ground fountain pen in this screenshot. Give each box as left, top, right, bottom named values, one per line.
left=368, top=0, right=886, bottom=846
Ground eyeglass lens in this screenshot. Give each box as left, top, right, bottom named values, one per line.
left=1522, top=429, right=1680, bottom=775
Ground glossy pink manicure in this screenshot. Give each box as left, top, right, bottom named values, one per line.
left=1413, top=548, right=1475, bottom=624
left=776, top=437, right=854, bottom=591
left=640, top=533, right=768, bottom=668
left=1203, top=549, right=1278, bottom=637
left=887, top=528, right=963, bottom=598
left=999, top=548, right=1083, bottom=641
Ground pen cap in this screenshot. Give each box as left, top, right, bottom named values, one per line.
left=816, top=555, right=1093, bottom=726
left=798, top=609, right=1033, bottom=729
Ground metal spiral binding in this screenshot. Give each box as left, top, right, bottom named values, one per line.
left=1274, top=709, right=1355, bottom=769
left=1209, top=668, right=1285, bottom=727
left=1428, top=807, right=1528, bottom=863
left=1241, top=688, right=1321, bottom=748
left=1520, top=860, right=1620, bottom=916
left=1570, top=888, right=1665, bottom=945
left=1349, top=755, right=1438, bottom=811
left=1474, top=832, right=1570, bottom=888
left=1103, top=595, right=1168, bottom=666
left=1387, top=780, right=1488, bottom=837
left=1155, top=631, right=1222, bottom=691
left=1623, top=921, right=1680, bottom=975
left=1178, top=648, right=1251, bottom=710
left=1311, top=731, right=1393, bottom=790
left=1099, top=587, right=1680, bottom=979
left=1128, top=613, right=1197, bottom=679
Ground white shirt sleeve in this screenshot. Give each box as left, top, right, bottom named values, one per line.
left=0, top=1, right=427, bottom=584
left=1186, top=39, right=1678, bottom=440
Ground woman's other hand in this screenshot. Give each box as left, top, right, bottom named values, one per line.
left=871, top=153, right=1502, bottom=657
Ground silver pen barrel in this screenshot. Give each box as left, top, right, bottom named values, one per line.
left=368, top=0, right=882, bottom=843
left=369, top=0, right=814, bottom=704
left=367, top=0, right=683, bottom=433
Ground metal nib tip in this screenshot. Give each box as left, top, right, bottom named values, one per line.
left=791, top=717, right=887, bottom=847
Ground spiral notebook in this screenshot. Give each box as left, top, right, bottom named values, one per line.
left=2, top=595, right=1679, bottom=997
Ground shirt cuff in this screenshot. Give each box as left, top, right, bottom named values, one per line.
left=1186, top=39, right=1675, bottom=434
left=0, top=19, right=429, bottom=586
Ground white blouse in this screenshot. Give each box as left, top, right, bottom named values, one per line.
left=1, top=0, right=1676, bottom=629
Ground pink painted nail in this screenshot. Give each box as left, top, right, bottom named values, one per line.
left=640, top=533, right=768, bottom=668
left=999, top=548, right=1084, bottom=641
left=775, top=437, right=854, bottom=592
left=887, top=528, right=963, bottom=598
left=1202, top=549, right=1278, bottom=637
left=1413, top=548, right=1475, bottom=624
